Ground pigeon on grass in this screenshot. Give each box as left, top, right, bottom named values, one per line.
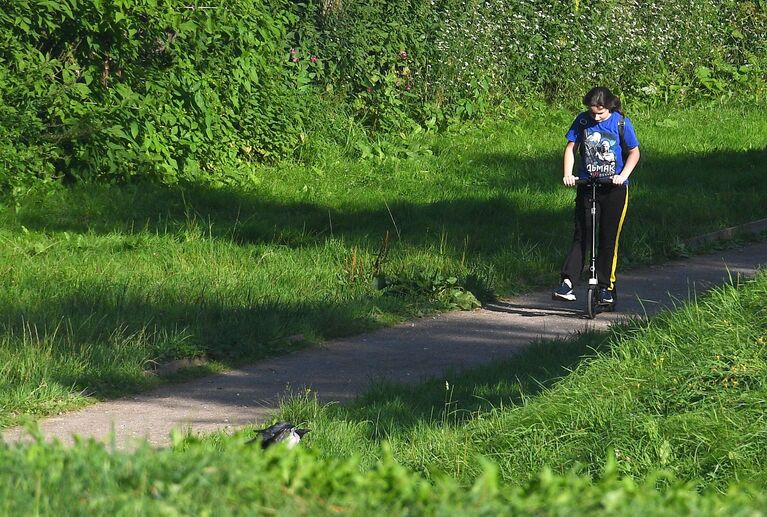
left=247, top=422, right=310, bottom=449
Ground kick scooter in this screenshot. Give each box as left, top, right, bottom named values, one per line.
left=575, top=176, right=618, bottom=319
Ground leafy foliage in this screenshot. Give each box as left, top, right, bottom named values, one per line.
left=382, top=268, right=483, bottom=311
left=0, top=0, right=304, bottom=188
left=293, top=0, right=767, bottom=130
left=1, top=1, right=765, bottom=190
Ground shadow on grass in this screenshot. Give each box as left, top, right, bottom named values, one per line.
left=0, top=281, right=388, bottom=397
left=319, top=330, right=615, bottom=440
left=1, top=146, right=765, bottom=406
left=472, top=147, right=766, bottom=192
left=10, top=182, right=569, bottom=256
left=11, top=148, right=766, bottom=255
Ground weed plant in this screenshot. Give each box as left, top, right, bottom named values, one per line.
left=0, top=103, right=765, bottom=425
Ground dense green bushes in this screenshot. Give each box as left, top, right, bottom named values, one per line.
left=0, top=0, right=303, bottom=189
left=295, top=0, right=767, bottom=126
left=1, top=0, right=765, bottom=189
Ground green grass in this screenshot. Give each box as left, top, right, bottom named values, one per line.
left=0, top=102, right=766, bottom=425
left=264, top=270, right=767, bottom=492
left=3, top=432, right=766, bottom=516
left=2, top=262, right=767, bottom=514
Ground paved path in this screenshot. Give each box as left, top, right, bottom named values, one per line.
left=5, top=241, right=767, bottom=449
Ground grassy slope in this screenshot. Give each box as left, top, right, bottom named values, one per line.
left=1, top=259, right=766, bottom=514
left=273, top=270, right=767, bottom=491
left=0, top=103, right=765, bottom=425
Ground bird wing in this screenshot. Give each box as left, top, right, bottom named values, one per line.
left=259, top=422, right=295, bottom=442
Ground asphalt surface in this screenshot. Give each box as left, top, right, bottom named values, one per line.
left=4, top=241, right=767, bottom=450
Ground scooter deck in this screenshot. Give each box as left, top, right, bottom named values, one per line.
left=594, top=301, right=616, bottom=313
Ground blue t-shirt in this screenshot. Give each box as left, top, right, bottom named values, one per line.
left=565, top=112, right=639, bottom=181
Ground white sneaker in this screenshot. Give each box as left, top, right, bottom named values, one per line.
left=552, top=280, right=576, bottom=301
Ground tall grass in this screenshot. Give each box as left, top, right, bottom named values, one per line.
left=0, top=103, right=765, bottom=425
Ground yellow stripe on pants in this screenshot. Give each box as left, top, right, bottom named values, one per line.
left=609, top=186, right=629, bottom=291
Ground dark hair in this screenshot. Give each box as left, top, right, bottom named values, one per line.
left=583, top=86, right=622, bottom=113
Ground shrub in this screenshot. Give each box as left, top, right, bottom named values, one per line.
left=0, top=1, right=764, bottom=189
left=0, top=0, right=305, bottom=187
left=293, top=0, right=766, bottom=126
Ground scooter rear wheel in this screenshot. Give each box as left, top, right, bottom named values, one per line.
left=586, top=287, right=598, bottom=319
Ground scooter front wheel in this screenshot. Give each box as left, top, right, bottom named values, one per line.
left=586, top=287, right=598, bottom=319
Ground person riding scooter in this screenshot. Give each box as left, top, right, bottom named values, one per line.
left=552, top=86, right=641, bottom=307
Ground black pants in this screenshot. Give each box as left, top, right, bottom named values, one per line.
left=560, top=184, right=628, bottom=290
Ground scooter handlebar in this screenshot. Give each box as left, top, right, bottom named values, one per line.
left=575, top=176, right=620, bottom=186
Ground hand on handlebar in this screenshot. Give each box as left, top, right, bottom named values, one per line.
left=571, top=175, right=628, bottom=186
left=563, top=175, right=577, bottom=187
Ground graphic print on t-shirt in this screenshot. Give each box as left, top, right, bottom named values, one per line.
left=583, top=130, right=618, bottom=177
